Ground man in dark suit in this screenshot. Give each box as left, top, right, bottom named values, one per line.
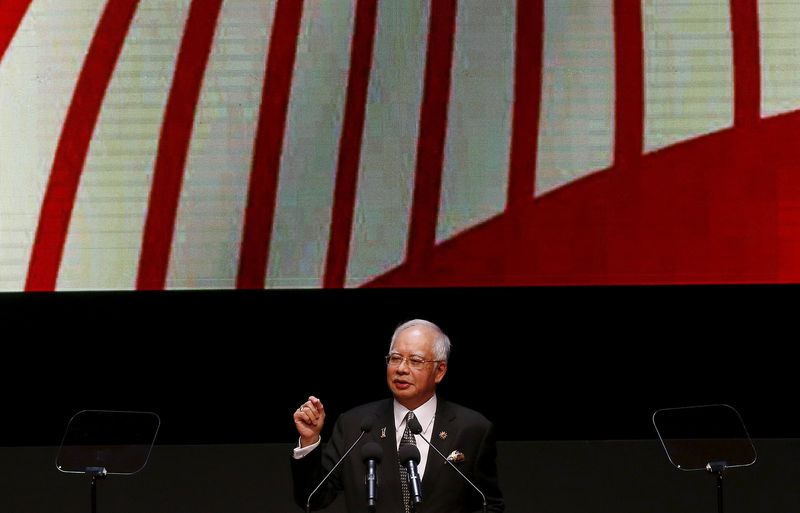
left=291, top=319, right=505, bottom=512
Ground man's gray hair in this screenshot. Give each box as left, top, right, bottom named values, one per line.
left=389, top=319, right=451, bottom=362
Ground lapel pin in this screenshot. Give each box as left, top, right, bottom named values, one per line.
left=380, top=427, right=387, bottom=439
left=439, top=430, right=448, bottom=440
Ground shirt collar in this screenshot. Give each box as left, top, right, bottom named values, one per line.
left=393, top=395, right=437, bottom=435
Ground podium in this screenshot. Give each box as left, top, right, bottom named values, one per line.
left=653, top=404, right=756, bottom=513
left=56, top=410, right=160, bottom=513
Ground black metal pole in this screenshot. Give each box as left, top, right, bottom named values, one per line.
left=706, top=461, right=726, bottom=513
left=88, top=467, right=106, bottom=513
left=91, top=475, right=97, bottom=513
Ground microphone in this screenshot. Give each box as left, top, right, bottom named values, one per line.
left=407, top=415, right=488, bottom=513
left=305, top=416, right=373, bottom=513
left=361, top=442, right=383, bottom=511
left=398, top=444, right=423, bottom=505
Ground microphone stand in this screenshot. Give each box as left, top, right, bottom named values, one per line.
left=417, top=433, right=487, bottom=513
left=305, top=430, right=368, bottom=513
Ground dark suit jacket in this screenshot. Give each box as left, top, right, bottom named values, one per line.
left=291, top=398, right=505, bottom=512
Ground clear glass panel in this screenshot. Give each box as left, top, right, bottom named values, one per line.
left=653, top=404, right=756, bottom=471
left=56, top=410, right=160, bottom=475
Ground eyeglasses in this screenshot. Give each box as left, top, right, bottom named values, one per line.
left=385, top=353, right=442, bottom=370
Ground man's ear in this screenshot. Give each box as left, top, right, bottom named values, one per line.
left=434, top=362, right=447, bottom=384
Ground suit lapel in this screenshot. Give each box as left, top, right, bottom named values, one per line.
left=374, top=400, right=403, bottom=510
left=421, top=400, right=455, bottom=490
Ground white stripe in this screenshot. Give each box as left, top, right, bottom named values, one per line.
left=536, top=0, right=614, bottom=196
left=57, top=0, right=192, bottom=290
left=643, top=0, right=733, bottom=152
left=436, top=0, right=514, bottom=243
left=759, top=0, right=800, bottom=117
left=345, top=1, right=430, bottom=287
left=266, top=0, right=356, bottom=288
left=0, top=0, right=107, bottom=291
left=165, top=0, right=276, bottom=290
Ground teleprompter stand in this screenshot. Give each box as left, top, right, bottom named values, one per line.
left=653, top=404, right=756, bottom=513
left=56, top=410, right=160, bottom=513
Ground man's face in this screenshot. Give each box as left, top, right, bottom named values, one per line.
left=386, top=325, right=447, bottom=410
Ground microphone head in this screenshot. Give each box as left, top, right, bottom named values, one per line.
left=361, top=442, right=383, bottom=464
left=360, top=415, right=374, bottom=433
left=407, top=414, right=423, bottom=435
left=399, top=444, right=421, bottom=465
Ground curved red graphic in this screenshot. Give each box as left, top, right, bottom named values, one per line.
left=4, top=1, right=799, bottom=290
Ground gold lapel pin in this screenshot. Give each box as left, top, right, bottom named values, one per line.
left=439, top=430, right=448, bottom=440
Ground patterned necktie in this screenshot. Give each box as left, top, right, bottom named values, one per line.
left=398, top=411, right=417, bottom=513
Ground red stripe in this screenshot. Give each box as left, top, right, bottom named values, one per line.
left=236, top=0, right=304, bottom=289
left=606, top=0, right=645, bottom=277
left=0, top=0, right=31, bottom=62
left=613, top=0, right=644, bottom=167
left=507, top=1, right=543, bottom=208
left=730, top=0, right=760, bottom=127
left=24, top=0, right=139, bottom=291
left=405, top=0, right=458, bottom=276
left=715, top=0, right=765, bottom=282
left=322, top=0, right=379, bottom=289
left=136, top=0, right=224, bottom=290
left=503, top=1, right=543, bottom=285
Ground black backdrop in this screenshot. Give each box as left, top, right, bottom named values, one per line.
left=2, top=284, right=796, bottom=447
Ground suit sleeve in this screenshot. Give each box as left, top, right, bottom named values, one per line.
left=290, top=415, right=349, bottom=511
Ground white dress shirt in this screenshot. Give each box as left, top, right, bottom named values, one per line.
left=393, top=395, right=437, bottom=479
